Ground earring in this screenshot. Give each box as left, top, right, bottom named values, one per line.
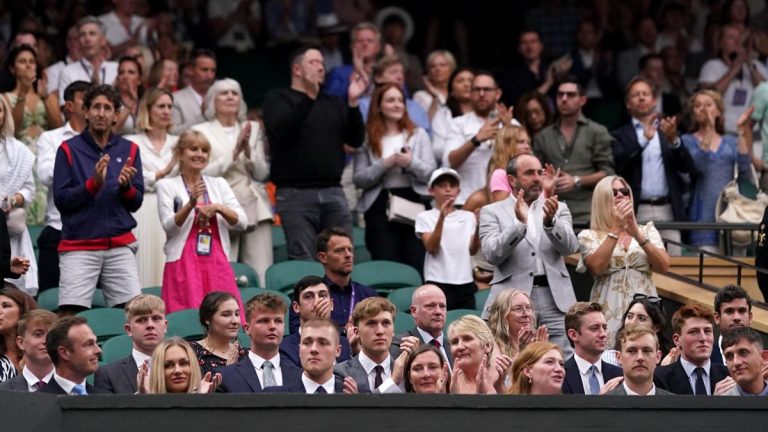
left=527, top=376, right=532, bottom=384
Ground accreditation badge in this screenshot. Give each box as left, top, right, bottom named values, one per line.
left=196, top=231, right=212, bottom=256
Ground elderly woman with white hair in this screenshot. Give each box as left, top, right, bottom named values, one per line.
left=192, top=78, right=272, bottom=286
left=0, top=96, right=37, bottom=295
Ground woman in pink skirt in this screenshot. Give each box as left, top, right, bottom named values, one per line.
left=156, top=130, right=247, bottom=316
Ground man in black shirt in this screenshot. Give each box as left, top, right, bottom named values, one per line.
left=263, top=46, right=368, bottom=260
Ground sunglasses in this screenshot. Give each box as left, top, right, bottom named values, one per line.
left=633, top=293, right=662, bottom=304
left=613, top=188, right=630, bottom=197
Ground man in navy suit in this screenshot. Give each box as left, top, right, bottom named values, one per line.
left=217, top=293, right=302, bottom=393
left=269, top=319, right=357, bottom=394
left=654, top=304, right=730, bottom=395
left=280, top=275, right=352, bottom=367
left=606, top=326, right=673, bottom=395
left=0, top=310, right=57, bottom=392
left=94, top=294, right=167, bottom=394
left=611, top=76, right=691, bottom=255
left=39, top=316, right=103, bottom=395
left=562, top=302, right=623, bottom=394
left=711, top=285, right=753, bottom=365
left=392, top=284, right=453, bottom=367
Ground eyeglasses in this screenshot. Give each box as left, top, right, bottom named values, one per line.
left=471, top=86, right=497, bottom=94
left=509, top=305, right=533, bottom=315
left=633, top=293, right=662, bottom=305
left=613, top=188, right=630, bottom=197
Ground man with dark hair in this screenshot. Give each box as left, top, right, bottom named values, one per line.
left=533, top=75, right=615, bottom=222
left=638, top=53, right=682, bottom=118
left=53, top=84, right=144, bottom=314
left=714, top=327, right=768, bottom=396
left=611, top=76, right=691, bottom=256
left=217, top=293, right=302, bottom=393
left=712, top=285, right=753, bottom=364
left=39, top=317, right=102, bottom=395
left=498, top=29, right=562, bottom=107
left=280, top=275, right=352, bottom=367
left=36, top=81, right=91, bottom=291
left=0, top=310, right=57, bottom=392
left=562, top=302, right=622, bottom=394
left=171, top=49, right=219, bottom=134
left=653, top=304, right=730, bottom=395
left=57, top=16, right=118, bottom=101
left=263, top=46, right=367, bottom=261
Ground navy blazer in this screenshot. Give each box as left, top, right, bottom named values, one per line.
left=264, top=375, right=346, bottom=394
left=561, top=355, right=623, bottom=394
left=216, top=355, right=302, bottom=393
left=38, top=378, right=101, bottom=395
left=392, top=328, right=453, bottom=367
left=93, top=356, right=138, bottom=394
left=653, top=359, right=730, bottom=395
left=278, top=331, right=353, bottom=369
left=611, top=121, right=692, bottom=222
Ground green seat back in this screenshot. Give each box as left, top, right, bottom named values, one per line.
left=351, top=260, right=422, bottom=295
left=265, top=260, right=324, bottom=296
left=76, top=308, right=127, bottom=343
left=166, top=308, right=205, bottom=341
left=101, top=334, right=134, bottom=363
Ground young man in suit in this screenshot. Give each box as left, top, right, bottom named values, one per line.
left=0, top=310, right=57, bottom=392
left=280, top=275, right=352, bottom=367
left=217, top=293, right=302, bottom=393
left=392, top=284, right=452, bottom=367
left=479, top=153, right=580, bottom=355
left=714, top=327, right=768, bottom=396
left=562, top=302, right=622, bottom=394
left=606, top=326, right=672, bottom=395
left=334, top=297, right=418, bottom=393
left=711, top=285, right=753, bottom=365
left=653, top=304, right=730, bottom=395
left=39, top=317, right=102, bottom=395
left=94, top=295, right=167, bottom=394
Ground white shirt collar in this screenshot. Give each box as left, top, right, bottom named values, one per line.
left=416, top=327, right=444, bottom=346
left=248, top=351, right=280, bottom=370
left=680, top=356, right=711, bottom=378
left=357, top=350, right=391, bottom=376
left=132, top=348, right=152, bottom=369
left=22, top=366, right=54, bottom=390
left=302, top=373, right=335, bottom=394
left=573, top=354, right=602, bottom=376
left=52, top=372, right=86, bottom=395
left=623, top=381, right=657, bottom=395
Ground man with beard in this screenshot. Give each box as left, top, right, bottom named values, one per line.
left=533, top=75, right=614, bottom=223
left=479, top=153, right=579, bottom=354
left=611, top=76, right=691, bottom=255
left=606, top=326, right=672, bottom=396
left=562, top=302, right=622, bottom=394
left=263, top=46, right=368, bottom=261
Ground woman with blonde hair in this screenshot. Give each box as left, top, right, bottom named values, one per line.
left=125, top=87, right=178, bottom=287
left=486, top=290, right=547, bottom=360
left=138, top=337, right=220, bottom=393
left=447, top=315, right=512, bottom=394
left=507, top=341, right=564, bottom=395
left=486, top=125, right=533, bottom=202
left=193, top=78, right=272, bottom=286
left=413, top=50, right=457, bottom=120
left=578, top=175, right=670, bottom=346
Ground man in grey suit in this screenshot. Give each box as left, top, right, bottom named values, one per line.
left=334, top=297, right=418, bottom=393
left=479, top=153, right=579, bottom=355
left=0, top=310, right=57, bottom=392
left=605, top=326, right=672, bottom=395
left=171, top=49, right=217, bottom=134
left=94, top=294, right=167, bottom=394
left=392, top=284, right=453, bottom=367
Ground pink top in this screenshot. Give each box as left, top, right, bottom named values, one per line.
left=489, top=168, right=512, bottom=193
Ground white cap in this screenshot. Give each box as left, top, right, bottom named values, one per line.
left=428, top=167, right=461, bottom=188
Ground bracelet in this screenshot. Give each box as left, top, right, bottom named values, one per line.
left=638, top=237, right=650, bottom=247
left=606, top=232, right=619, bottom=240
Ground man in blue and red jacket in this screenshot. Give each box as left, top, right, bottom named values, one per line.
left=53, top=84, right=144, bottom=314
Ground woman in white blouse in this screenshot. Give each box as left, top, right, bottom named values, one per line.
left=125, top=88, right=178, bottom=287
left=192, top=78, right=271, bottom=286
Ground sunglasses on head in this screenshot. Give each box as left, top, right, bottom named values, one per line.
left=613, top=187, right=630, bottom=197
left=633, top=293, right=661, bottom=304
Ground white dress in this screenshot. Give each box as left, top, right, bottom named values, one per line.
left=125, top=133, right=178, bottom=287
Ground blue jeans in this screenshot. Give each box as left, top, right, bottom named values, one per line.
left=276, top=187, right=353, bottom=260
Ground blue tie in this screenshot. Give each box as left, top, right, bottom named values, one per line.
left=71, top=384, right=88, bottom=395
left=694, top=368, right=707, bottom=395
left=588, top=365, right=600, bottom=395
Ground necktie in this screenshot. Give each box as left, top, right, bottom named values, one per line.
left=373, top=365, right=384, bottom=389
left=588, top=365, right=600, bottom=395
left=694, top=367, right=707, bottom=395
left=315, top=386, right=327, bottom=394
left=71, top=384, right=87, bottom=395
left=34, top=381, right=45, bottom=391
left=430, top=339, right=441, bottom=349
left=262, top=360, right=277, bottom=388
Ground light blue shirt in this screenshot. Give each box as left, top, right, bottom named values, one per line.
left=632, top=119, right=668, bottom=200
left=680, top=357, right=712, bottom=395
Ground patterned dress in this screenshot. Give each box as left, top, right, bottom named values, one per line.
left=0, top=354, right=17, bottom=382
left=189, top=340, right=248, bottom=376
left=578, top=222, right=663, bottom=348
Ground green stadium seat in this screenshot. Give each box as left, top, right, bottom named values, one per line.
left=387, top=287, right=418, bottom=314
left=28, top=224, right=44, bottom=261
left=351, top=260, right=422, bottom=295
left=166, top=308, right=204, bottom=341
left=265, top=260, right=324, bottom=295
left=445, top=309, right=481, bottom=328
left=76, top=308, right=126, bottom=343
left=37, top=287, right=108, bottom=311
left=272, top=225, right=289, bottom=263
left=474, top=289, right=491, bottom=312
left=394, top=311, right=415, bottom=334
left=352, top=226, right=371, bottom=263
left=230, top=262, right=261, bottom=288
left=101, top=334, right=133, bottom=363
left=141, top=286, right=162, bottom=297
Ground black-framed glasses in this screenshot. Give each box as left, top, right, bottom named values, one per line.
left=613, top=187, right=630, bottom=197
left=633, top=293, right=662, bottom=305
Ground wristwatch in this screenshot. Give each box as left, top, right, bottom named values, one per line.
left=471, top=135, right=482, bottom=147
left=573, top=176, right=582, bottom=189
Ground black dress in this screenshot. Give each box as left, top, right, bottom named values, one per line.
left=189, top=341, right=248, bottom=376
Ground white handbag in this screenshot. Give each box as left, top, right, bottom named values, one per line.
left=386, top=193, right=425, bottom=226
left=715, top=165, right=768, bottom=246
